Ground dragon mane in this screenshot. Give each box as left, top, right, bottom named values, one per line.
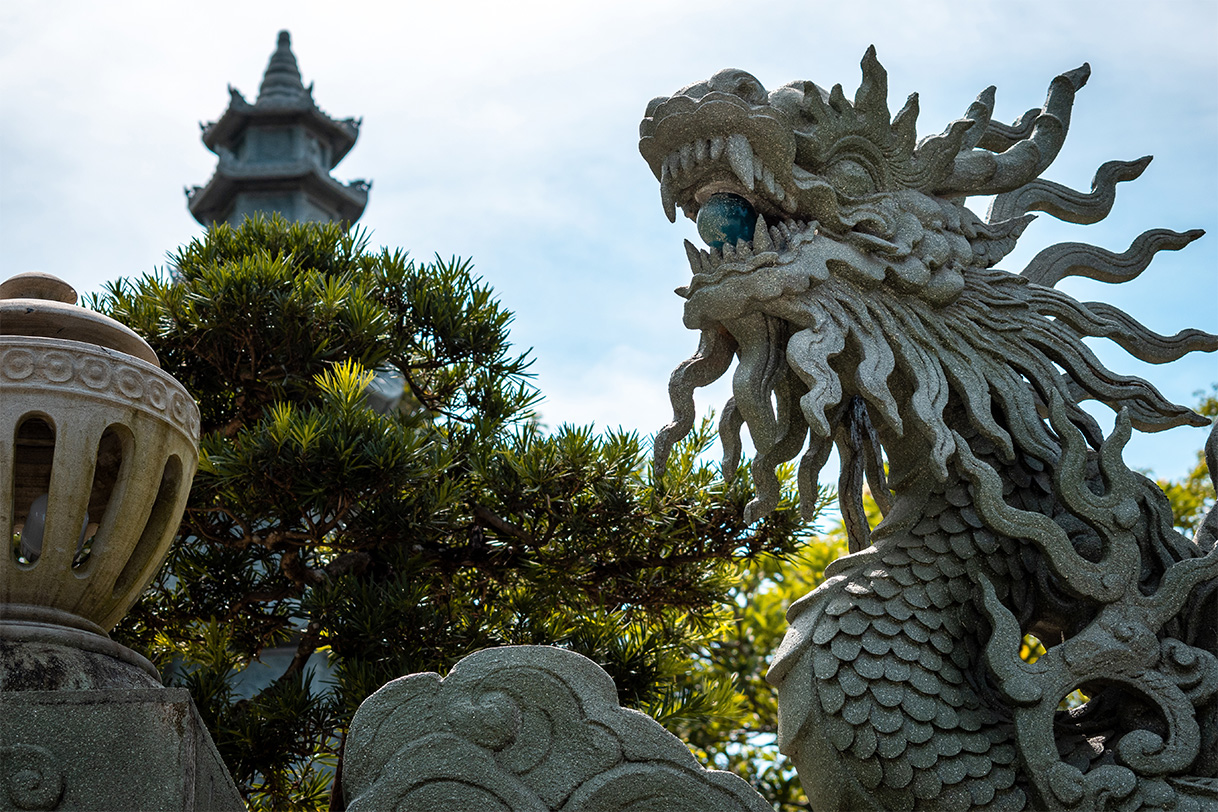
left=647, top=50, right=1215, bottom=550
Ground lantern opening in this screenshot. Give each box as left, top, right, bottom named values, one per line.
left=12, top=415, right=55, bottom=566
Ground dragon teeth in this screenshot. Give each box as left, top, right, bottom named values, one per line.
left=660, top=162, right=677, bottom=223
left=762, top=167, right=779, bottom=197
left=679, top=143, right=695, bottom=174
left=726, top=134, right=756, bottom=191
left=753, top=214, right=773, bottom=252
left=658, top=134, right=795, bottom=223
left=684, top=239, right=702, bottom=271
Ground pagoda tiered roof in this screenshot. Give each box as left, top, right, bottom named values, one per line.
left=187, top=31, right=369, bottom=227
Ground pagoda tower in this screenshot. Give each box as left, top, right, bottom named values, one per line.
left=187, top=31, right=369, bottom=226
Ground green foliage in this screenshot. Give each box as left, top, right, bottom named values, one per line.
left=677, top=542, right=843, bottom=811
left=659, top=470, right=842, bottom=812
left=1159, top=386, right=1217, bottom=536
left=96, top=216, right=817, bottom=810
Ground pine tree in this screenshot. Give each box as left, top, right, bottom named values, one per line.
left=93, top=216, right=816, bottom=810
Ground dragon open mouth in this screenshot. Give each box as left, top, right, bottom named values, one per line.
left=653, top=135, right=817, bottom=282
left=683, top=209, right=817, bottom=280
left=655, top=132, right=799, bottom=225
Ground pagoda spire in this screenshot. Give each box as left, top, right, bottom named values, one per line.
left=186, top=30, right=369, bottom=227
left=257, top=31, right=307, bottom=104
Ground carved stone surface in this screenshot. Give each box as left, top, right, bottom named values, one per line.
left=0, top=688, right=244, bottom=811
left=1, top=275, right=199, bottom=638
left=642, top=50, right=1218, bottom=811
left=342, top=645, right=771, bottom=811
left=0, top=338, right=201, bottom=440
left=0, top=331, right=198, bottom=633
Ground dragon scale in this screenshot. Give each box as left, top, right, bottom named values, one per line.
left=641, top=49, right=1218, bottom=811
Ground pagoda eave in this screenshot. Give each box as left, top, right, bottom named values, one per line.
left=201, top=103, right=359, bottom=167
left=187, top=163, right=369, bottom=225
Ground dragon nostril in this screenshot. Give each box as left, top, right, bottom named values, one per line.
left=697, top=193, right=757, bottom=250
left=707, top=69, right=767, bottom=104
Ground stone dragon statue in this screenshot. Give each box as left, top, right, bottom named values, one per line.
left=641, top=49, right=1218, bottom=812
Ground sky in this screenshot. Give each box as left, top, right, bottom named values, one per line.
left=2, top=0, right=1215, bottom=487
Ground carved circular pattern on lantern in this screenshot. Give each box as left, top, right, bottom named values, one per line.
left=0, top=744, right=64, bottom=810
left=0, top=337, right=199, bottom=442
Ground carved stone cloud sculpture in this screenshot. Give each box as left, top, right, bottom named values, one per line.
left=341, top=645, right=771, bottom=811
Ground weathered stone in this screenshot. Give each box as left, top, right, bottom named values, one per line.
left=1, top=273, right=239, bottom=810
left=0, top=273, right=199, bottom=634
left=0, top=688, right=243, bottom=811
left=341, top=645, right=770, bottom=812
left=0, top=638, right=159, bottom=691
left=642, top=48, right=1218, bottom=812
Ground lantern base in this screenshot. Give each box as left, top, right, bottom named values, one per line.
left=0, top=604, right=162, bottom=690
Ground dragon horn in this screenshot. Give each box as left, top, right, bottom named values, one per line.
left=959, top=85, right=997, bottom=151
left=935, top=63, right=1090, bottom=197
left=854, top=46, right=892, bottom=130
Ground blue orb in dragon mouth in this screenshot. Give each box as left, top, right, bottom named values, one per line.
left=696, top=193, right=757, bottom=250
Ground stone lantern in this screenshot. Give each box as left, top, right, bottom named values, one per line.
left=1, top=271, right=198, bottom=687
left=0, top=272, right=241, bottom=809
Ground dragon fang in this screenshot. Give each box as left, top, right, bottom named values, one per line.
left=642, top=48, right=1218, bottom=812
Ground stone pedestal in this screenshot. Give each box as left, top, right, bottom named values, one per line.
left=0, top=687, right=244, bottom=811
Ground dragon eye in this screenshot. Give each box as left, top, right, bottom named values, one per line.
left=697, top=193, right=758, bottom=249
left=824, top=157, right=877, bottom=197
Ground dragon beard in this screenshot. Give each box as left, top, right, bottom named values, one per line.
left=654, top=189, right=1209, bottom=542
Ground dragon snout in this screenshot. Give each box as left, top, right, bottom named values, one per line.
left=707, top=68, right=768, bottom=104
left=643, top=95, right=667, bottom=118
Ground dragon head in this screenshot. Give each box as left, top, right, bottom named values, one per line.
left=642, top=48, right=1213, bottom=535
left=639, top=46, right=1090, bottom=320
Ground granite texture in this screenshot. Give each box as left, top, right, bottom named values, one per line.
left=341, top=645, right=771, bottom=811
left=641, top=48, right=1218, bottom=812
left=0, top=688, right=244, bottom=811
